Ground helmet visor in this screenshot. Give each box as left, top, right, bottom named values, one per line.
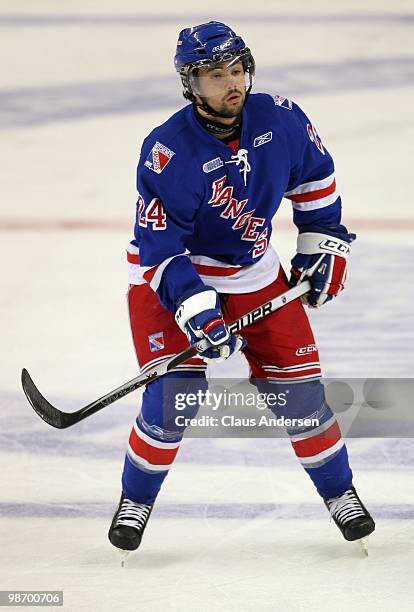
left=188, top=55, right=253, bottom=98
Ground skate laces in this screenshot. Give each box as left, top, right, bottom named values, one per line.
left=326, top=489, right=366, bottom=526
left=115, top=498, right=151, bottom=530
left=226, top=148, right=251, bottom=186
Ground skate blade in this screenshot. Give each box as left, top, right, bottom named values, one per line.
left=119, top=550, right=130, bottom=567
left=357, top=538, right=369, bottom=556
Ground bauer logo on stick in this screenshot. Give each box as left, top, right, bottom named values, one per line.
left=144, top=141, right=175, bottom=174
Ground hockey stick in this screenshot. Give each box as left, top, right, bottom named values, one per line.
left=21, top=280, right=311, bottom=429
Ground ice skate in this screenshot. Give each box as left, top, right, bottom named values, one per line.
left=325, top=486, right=375, bottom=553
left=108, top=494, right=153, bottom=562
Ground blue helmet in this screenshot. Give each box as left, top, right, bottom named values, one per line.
left=174, top=21, right=255, bottom=104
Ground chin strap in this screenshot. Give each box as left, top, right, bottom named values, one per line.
left=194, top=106, right=242, bottom=136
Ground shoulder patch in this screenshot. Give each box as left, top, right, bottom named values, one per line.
left=144, top=141, right=175, bottom=174
left=273, top=95, right=293, bottom=111
left=306, top=123, right=325, bottom=155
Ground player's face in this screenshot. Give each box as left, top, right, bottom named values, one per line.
left=193, top=60, right=247, bottom=117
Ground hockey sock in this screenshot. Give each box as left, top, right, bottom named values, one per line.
left=257, top=380, right=353, bottom=499
left=121, top=372, right=207, bottom=504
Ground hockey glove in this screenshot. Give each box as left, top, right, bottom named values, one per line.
left=175, top=289, right=246, bottom=362
left=289, top=224, right=356, bottom=307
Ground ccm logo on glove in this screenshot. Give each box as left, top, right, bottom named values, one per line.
left=318, top=238, right=351, bottom=256
left=289, top=224, right=356, bottom=308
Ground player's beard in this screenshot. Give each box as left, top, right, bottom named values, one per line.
left=211, top=89, right=245, bottom=118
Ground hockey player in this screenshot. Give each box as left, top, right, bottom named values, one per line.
left=108, top=22, right=375, bottom=554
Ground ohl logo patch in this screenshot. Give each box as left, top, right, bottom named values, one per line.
left=144, top=141, right=175, bottom=174
left=148, top=332, right=165, bottom=352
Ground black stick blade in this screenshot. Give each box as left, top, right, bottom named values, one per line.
left=21, top=368, right=77, bottom=429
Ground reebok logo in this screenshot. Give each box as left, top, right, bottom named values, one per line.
left=254, top=132, right=273, bottom=148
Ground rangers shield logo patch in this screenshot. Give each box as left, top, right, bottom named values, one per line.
left=144, top=141, right=175, bottom=174
left=148, top=332, right=165, bottom=352
left=273, top=95, right=293, bottom=110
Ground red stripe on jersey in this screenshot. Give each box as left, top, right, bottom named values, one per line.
left=143, top=266, right=158, bottom=283
left=193, top=263, right=241, bottom=277
left=288, top=179, right=336, bottom=203
left=127, top=252, right=240, bottom=278
left=129, top=427, right=179, bottom=466
left=127, top=251, right=140, bottom=264
left=291, top=421, right=341, bottom=458
left=270, top=366, right=321, bottom=379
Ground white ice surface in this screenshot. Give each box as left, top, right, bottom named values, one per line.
left=1, top=2, right=414, bottom=611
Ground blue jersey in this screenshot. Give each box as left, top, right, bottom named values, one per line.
left=127, top=93, right=342, bottom=313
